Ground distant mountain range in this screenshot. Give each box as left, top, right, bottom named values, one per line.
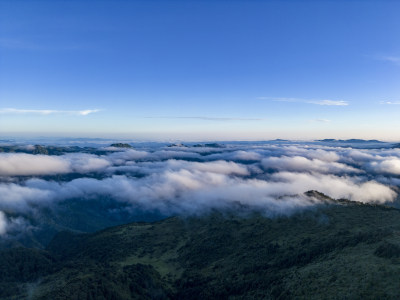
left=1, top=139, right=398, bottom=155
left=316, top=139, right=386, bottom=143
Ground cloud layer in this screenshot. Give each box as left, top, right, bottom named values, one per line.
left=0, top=141, right=399, bottom=236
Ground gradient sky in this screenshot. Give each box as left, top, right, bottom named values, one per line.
left=1, top=0, right=400, bottom=141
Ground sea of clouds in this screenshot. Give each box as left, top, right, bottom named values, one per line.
left=1, top=141, right=399, bottom=236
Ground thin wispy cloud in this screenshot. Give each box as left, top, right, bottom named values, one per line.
left=380, top=101, right=400, bottom=105
left=376, top=55, right=400, bottom=66
left=308, top=119, right=331, bottom=123
left=307, top=100, right=348, bottom=106
left=258, top=97, right=349, bottom=106
left=145, top=116, right=266, bottom=121
left=0, top=108, right=101, bottom=116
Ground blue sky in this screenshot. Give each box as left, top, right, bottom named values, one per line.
left=1, top=0, right=400, bottom=141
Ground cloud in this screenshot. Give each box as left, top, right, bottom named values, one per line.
left=0, top=211, right=33, bottom=237
left=267, top=146, right=341, bottom=162
left=261, top=156, right=360, bottom=174
left=0, top=108, right=101, bottom=116
left=76, top=110, right=101, bottom=116
left=66, top=153, right=111, bottom=173
left=107, top=149, right=150, bottom=164
left=145, top=116, right=265, bottom=121
left=231, top=150, right=263, bottom=161
left=166, top=160, right=250, bottom=176
left=0, top=153, right=110, bottom=176
left=0, top=153, right=71, bottom=176
left=309, top=119, right=331, bottom=123
left=1, top=141, right=400, bottom=236
left=0, top=183, right=52, bottom=211
left=376, top=55, right=400, bottom=66
left=148, top=150, right=202, bottom=161
left=271, top=172, right=395, bottom=204
left=380, top=101, right=400, bottom=105
left=259, top=97, right=349, bottom=106
left=343, top=149, right=377, bottom=162
left=307, top=100, right=348, bottom=106
left=368, top=157, right=400, bottom=175
left=7, top=166, right=392, bottom=218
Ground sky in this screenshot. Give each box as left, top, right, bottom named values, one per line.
left=0, top=0, right=400, bottom=141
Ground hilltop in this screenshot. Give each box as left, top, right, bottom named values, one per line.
left=110, top=143, right=133, bottom=148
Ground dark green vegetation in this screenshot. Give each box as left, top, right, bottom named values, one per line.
left=0, top=143, right=136, bottom=156
left=3, top=198, right=400, bottom=299
left=167, top=143, right=226, bottom=148
left=0, top=198, right=165, bottom=249
left=0, top=145, right=109, bottom=156
left=110, top=143, right=133, bottom=148
left=192, top=143, right=225, bottom=148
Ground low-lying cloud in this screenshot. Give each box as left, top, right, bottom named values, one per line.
left=262, top=156, right=360, bottom=174
left=1, top=141, right=400, bottom=236
left=0, top=153, right=110, bottom=176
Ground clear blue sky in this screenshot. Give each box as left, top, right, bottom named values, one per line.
left=1, top=0, right=399, bottom=141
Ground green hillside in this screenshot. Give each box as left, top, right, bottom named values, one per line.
left=2, top=199, right=400, bottom=299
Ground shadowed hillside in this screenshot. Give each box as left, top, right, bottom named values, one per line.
left=2, top=199, right=400, bottom=299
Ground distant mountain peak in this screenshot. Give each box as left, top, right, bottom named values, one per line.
left=110, top=143, right=133, bottom=148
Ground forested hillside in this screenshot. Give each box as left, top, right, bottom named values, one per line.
left=2, top=200, right=400, bottom=299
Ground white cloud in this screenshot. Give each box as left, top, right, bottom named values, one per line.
left=0, top=153, right=110, bottom=176
left=65, top=153, right=111, bottom=173
left=0, top=183, right=52, bottom=211
left=261, top=156, right=360, bottom=174
left=271, top=146, right=340, bottom=162
left=0, top=108, right=101, bottom=115
left=8, top=167, right=392, bottom=217
left=76, top=109, right=100, bottom=116
left=380, top=101, right=400, bottom=105
left=1, top=141, right=400, bottom=237
left=368, top=157, right=400, bottom=175
left=377, top=55, right=400, bottom=66
left=232, top=150, right=262, bottom=161
left=307, top=100, right=348, bottom=106
left=166, top=160, right=250, bottom=176
left=259, top=97, right=349, bottom=106
left=271, top=172, right=395, bottom=204
left=145, top=116, right=265, bottom=121
left=0, top=153, right=71, bottom=176
left=309, top=119, right=331, bottom=123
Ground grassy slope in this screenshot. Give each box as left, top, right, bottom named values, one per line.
left=2, top=202, right=400, bottom=299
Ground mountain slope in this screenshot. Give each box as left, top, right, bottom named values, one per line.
left=2, top=200, right=400, bottom=299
